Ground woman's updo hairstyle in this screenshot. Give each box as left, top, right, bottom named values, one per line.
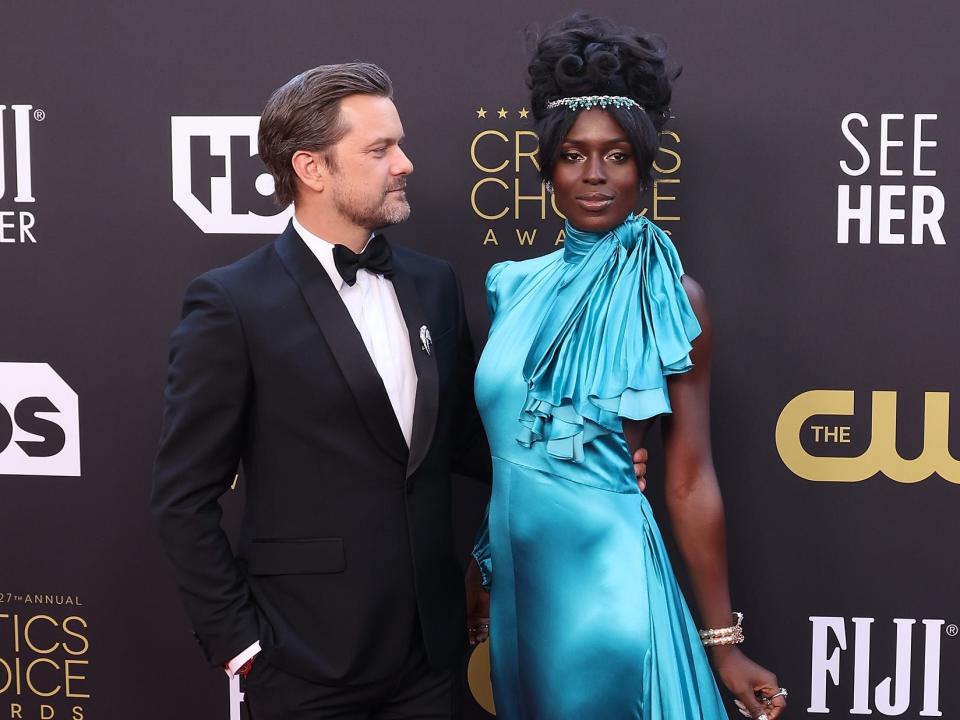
left=528, top=13, right=678, bottom=189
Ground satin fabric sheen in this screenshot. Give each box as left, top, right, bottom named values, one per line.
left=472, top=215, right=727, bottom=718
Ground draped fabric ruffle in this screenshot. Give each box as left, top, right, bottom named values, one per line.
left=512, top=214, right=701, bottom=462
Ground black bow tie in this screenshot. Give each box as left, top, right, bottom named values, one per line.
left=332, top=235, right=394, bottom=286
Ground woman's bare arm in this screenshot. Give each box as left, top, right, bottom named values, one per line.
left=659, top=275, right=735, bottom=637
left=626, top=275, right=784, bottom=719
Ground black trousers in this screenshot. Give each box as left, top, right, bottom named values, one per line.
left=243, top=632, right=457, bottom=720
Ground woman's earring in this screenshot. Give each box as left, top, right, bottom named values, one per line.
left=545, top=180, right=554, bottom=193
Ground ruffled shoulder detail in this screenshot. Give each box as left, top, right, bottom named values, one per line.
left=517, top=215, right=701, bottom=462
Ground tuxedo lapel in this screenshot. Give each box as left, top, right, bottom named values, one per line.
left=391, top=254, right=439, bottom=479
left=273, top=223, right=407, bottom=464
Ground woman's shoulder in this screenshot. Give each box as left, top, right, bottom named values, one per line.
left=484, top=250, right=563, bottom=314
left=679, top=273, right=706, bottom=310
left=677, top=273, right=712, bottom=343
left=486, top=250, right=562, bottom=283
left=680, top=273, right=709, bottom=325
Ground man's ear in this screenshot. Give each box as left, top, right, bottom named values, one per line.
left=291, top=150, right=325, bottom=194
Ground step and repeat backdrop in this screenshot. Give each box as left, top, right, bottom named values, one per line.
left=1, top=1, right=957, bottom=718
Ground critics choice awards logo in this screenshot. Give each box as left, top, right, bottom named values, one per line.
left=171, top=116, right=292, bottom=234
left=0, top=104, right=41, bottom=245
left=468, top=103, right=683, bottom=249
left=775, top=390, right=958, bottom=484
left=837, top=112, right=947, bottom=245
left=0, top=363, right=80, bottom=477
left=0, top=596, right=89, bottom=720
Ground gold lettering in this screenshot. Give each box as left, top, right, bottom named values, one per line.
left=470, top=178, right=509, bottom=220
left=555, top=228, right=566, bottom=246
left=0, top=614, right=14, bottom=655
left=72, top=706, right=84, bottom=720
left=62, top=617, right=89, bottom=656
left=0, top=657, right=12, bottom=694
left=40, top=707, right=54, bottom=720
left=10, top=703, right=22, bottom=719
left=549, top=190, right=565, bottom=219
left=653, top=178, right=680, bottom=221
left=514, top=179, right=546, bottom=220
left=483, top=229, right=498, bottom=246
left=470, top=130, right=509, bottom=173
left=26, top=658, right=60, bottom=698
left=64, top=659, right=89, bottom=699
left=514, top=130, right=541, bottom=172
left=654, top=131, right=681, bottom=174
left=516, top=229, right=537, bottom=246
left=24, top=615, right=59, bottom=654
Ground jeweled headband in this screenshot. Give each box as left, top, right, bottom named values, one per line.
left=545, top=95, right=644, bottom=112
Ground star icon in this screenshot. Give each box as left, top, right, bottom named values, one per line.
left=476, top=107, right=487, bottom=119
left=497, top=107, right=508, bottom=119
left=518, top=107, right=530, bottom=119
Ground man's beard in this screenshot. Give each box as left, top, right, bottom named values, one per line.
left=332, top=182, right=410, bottom=230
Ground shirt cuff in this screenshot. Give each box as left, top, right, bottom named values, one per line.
left=224, top=641, right=261, bottom=677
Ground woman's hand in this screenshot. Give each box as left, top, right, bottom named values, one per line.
left=713, top=647, right=787, bottom=719
left=465, top=558, right=490, bottom=645
left=632, top=446, right=648, bottom=491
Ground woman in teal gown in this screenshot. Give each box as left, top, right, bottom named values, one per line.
left=467, top=15, right=786, bottom=720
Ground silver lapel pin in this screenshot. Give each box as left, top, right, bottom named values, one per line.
left=419, top=325, right=433, bottom=356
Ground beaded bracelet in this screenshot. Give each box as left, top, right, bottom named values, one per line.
left=699, top=612, right=745, bottom=647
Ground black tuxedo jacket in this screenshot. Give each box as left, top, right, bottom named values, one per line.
left=151, top=222, right=488, bottom=685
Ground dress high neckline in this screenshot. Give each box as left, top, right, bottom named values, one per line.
left=563, top=213, right=639, bottom=264
left=498, top=211, right=700, bottom=462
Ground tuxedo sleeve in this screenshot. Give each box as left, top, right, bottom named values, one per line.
left=447, top=263, right=491, bottom=482
left=151, top=274, right=259, bottom=667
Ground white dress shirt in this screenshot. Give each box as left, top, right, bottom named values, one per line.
left=226, top=216, right=418, bottom=676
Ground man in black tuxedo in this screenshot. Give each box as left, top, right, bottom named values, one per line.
left=152, top=63, right=489, bottom=718
left=152, top=63, right=648, bottom=719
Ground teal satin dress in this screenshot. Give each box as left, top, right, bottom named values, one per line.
left=472, top=215, right=728, bottom=719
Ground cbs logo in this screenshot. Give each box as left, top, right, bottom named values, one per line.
left=0, top=363, right=80, bottom=477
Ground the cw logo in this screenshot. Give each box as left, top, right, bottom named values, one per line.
left=775, top=390, right=958, bottom=483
